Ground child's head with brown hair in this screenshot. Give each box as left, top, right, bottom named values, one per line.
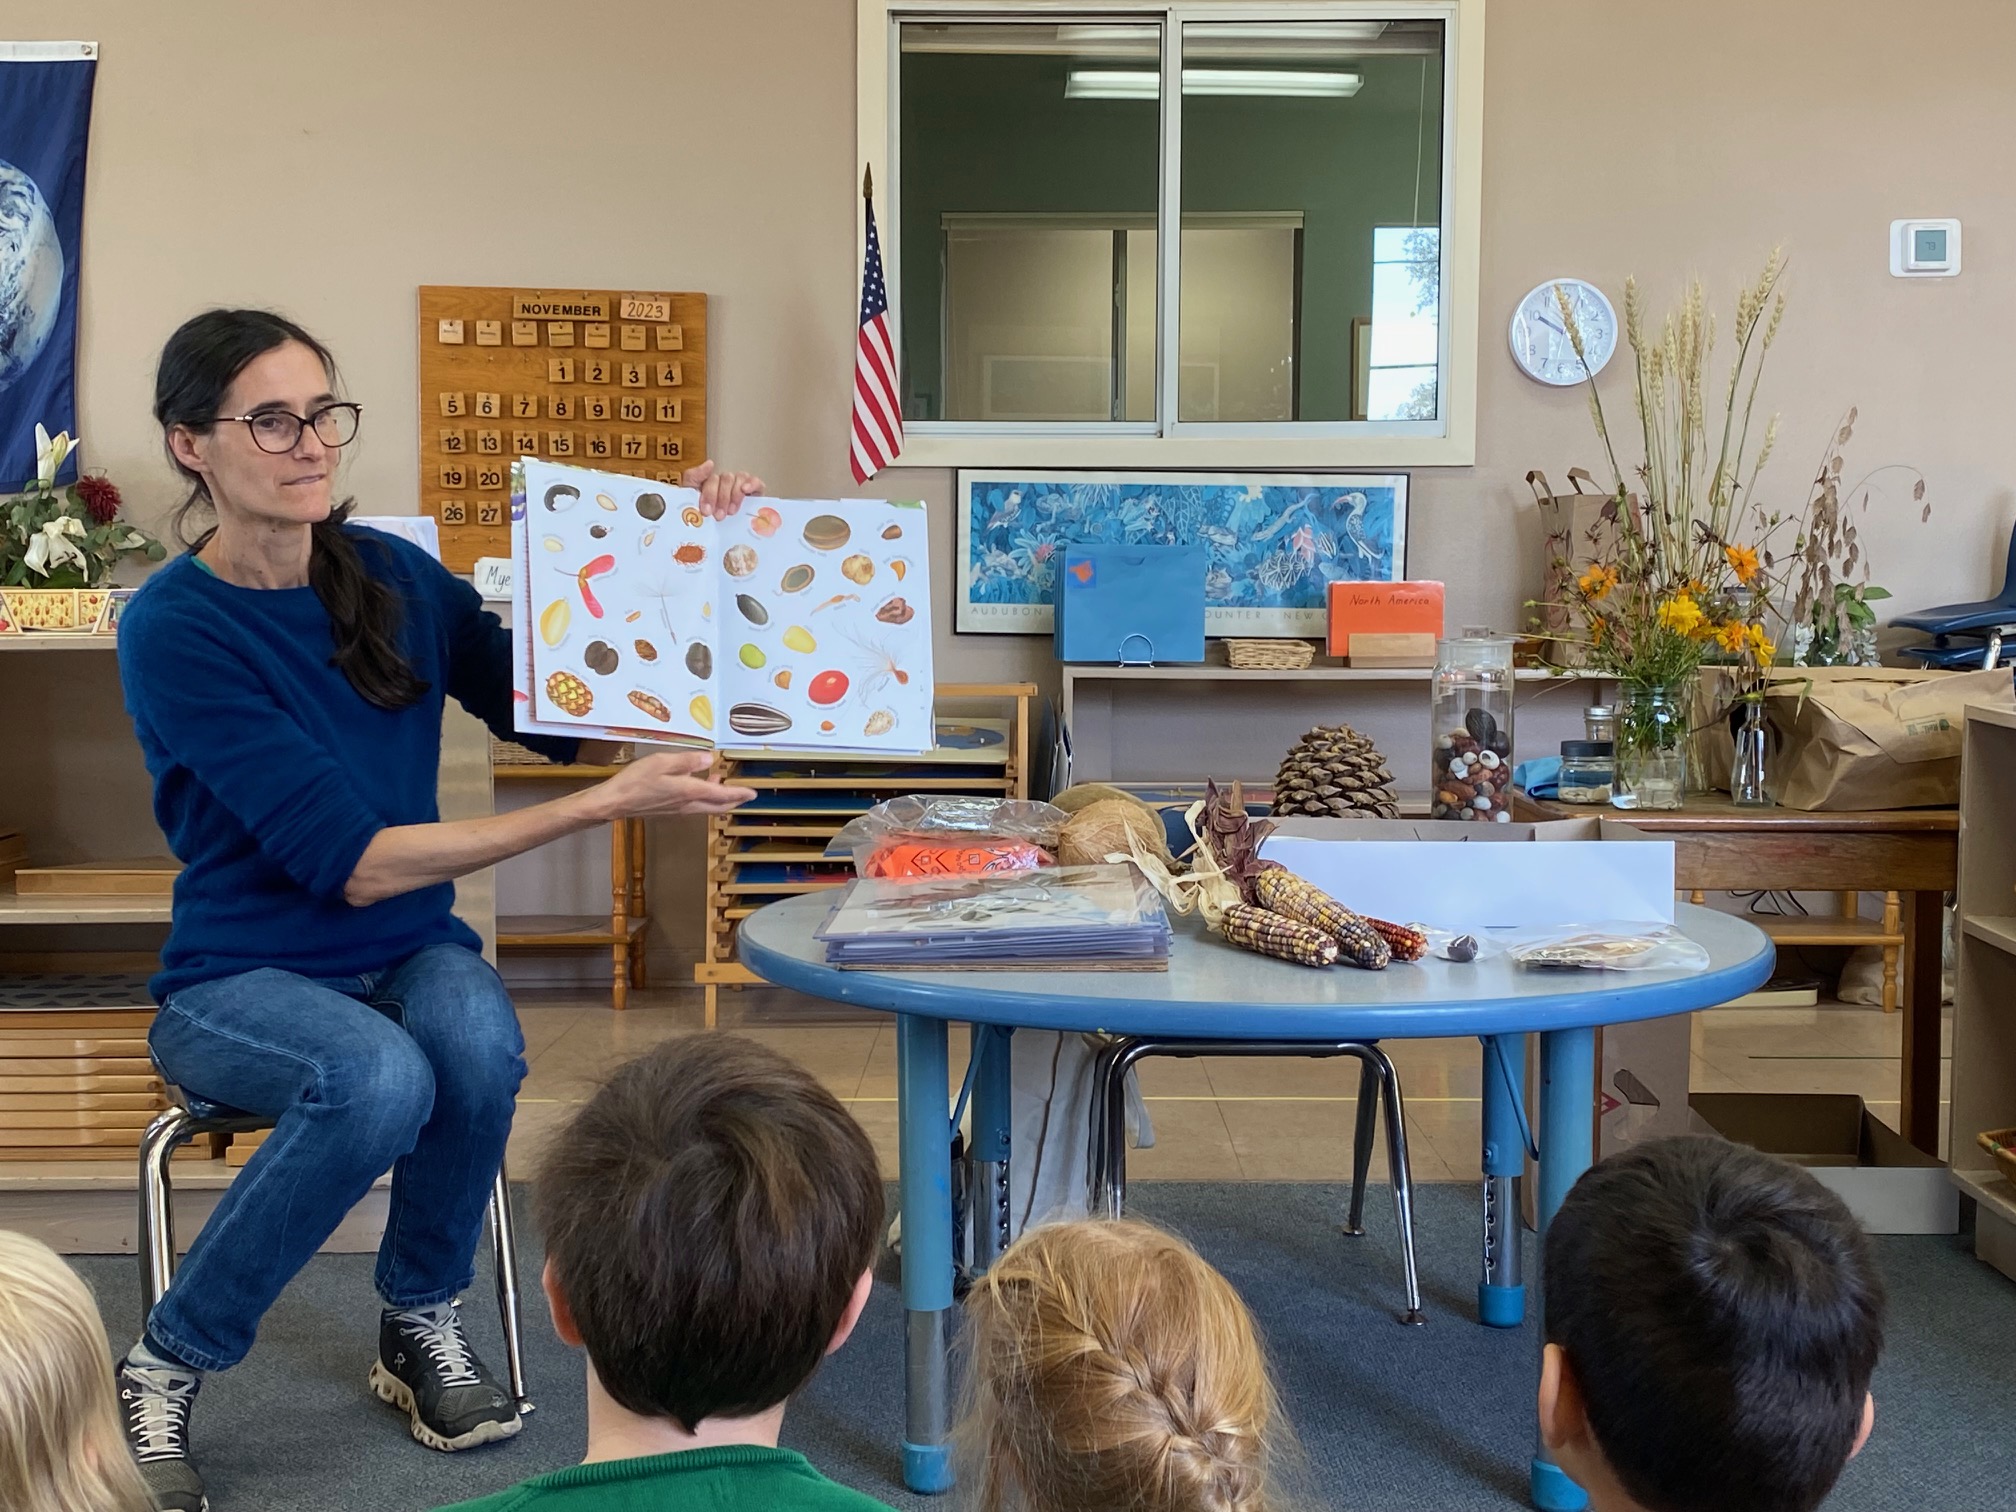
left=0, top=1230, right=151, bottom=1512
left=534, top=1032, right=885, bottom=1434
left=959, top=1219, right=1287, bottom=1512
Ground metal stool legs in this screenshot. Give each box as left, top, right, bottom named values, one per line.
left=1090, top=1038, right=1423, bottom=1324
left=136, top=1107, right=533, bottom=1410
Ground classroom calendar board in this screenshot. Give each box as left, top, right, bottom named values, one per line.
left=417, top=286, right=707, bottom=572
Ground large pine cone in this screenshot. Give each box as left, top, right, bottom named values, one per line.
left=1269, top=723, right=1400, bottom=820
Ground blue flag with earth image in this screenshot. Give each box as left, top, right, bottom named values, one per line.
left=0, top=51, right=94, bottom=490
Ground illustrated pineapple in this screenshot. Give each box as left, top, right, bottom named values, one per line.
left=1270, top=724, right=1400, bottom=820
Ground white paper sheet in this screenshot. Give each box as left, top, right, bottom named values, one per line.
left=510, top=460, right=935, bottom=754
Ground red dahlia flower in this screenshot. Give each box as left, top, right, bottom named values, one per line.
left=76, top=475, right=122, bottom=524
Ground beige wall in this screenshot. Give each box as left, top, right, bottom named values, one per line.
left=13, top=0, right=2016, bottom=968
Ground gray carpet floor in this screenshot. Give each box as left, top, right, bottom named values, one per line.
left=70, top=1183, right=2016, bottom=1511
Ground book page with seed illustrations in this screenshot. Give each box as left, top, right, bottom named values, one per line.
left=511, top=459, right=934, bottom=754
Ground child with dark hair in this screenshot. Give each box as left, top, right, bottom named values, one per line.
left=1539, top=1135, right=1886, bottom=1512
left=435, top=1033, right=894, bottom=1512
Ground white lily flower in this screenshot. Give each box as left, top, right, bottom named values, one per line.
left=23, top=515, right=87, bottom=577
left=34, top=424, right=77, bottom=489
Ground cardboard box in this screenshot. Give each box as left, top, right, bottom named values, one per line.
left=1689, top=1092, right=1958, bottom=1234
left=1258, top=816, right=1674, bottom=932
left=1326, top=580, right=1444, bottom=657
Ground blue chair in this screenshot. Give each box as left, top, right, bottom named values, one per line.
left=1894, top=524, right=2016, bottom=669
left=138, top=1077, right=534, bottom=1413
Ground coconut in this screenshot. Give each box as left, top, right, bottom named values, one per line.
left=1058, top=798, right=1172, bottom=868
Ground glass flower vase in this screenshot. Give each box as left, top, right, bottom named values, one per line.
left=1611, top=682, right=1690, bottom=811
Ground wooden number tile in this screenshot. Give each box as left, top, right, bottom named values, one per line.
left=655, top=397, right=682, bottom=423
left=620, top=432, right=647, bottom=459
left=474, top=391, right=501, bottom=418
left=655, top=434, right=682, bottom=461
left=547, top=320, right=575, bottom=347
left=585, top=432, right=612, bottom=459
left=653, top=472, right=677, bottom=484
left=439, top=499, right=468, bottom=525
left=657, top=361, right=683, bottom=387
left=476, top=428, right=501, bottom=454
left=583, top=393, right=611, bottom=421
left=583, top=322, right=611, bottom=348
left=618, top=395, right=646, bottom=422
left=656, top=323, right=683, bottom=351
left=476, top=463, right=506, bottom=490
left=621, top=362, right=646, bottom=388
left=474, top=319, right=503, bottom=346
left=512, top=392, right=538, bottom=418
left=511, top=320, right=540, bottom=345
left=477, top=499, right=504, bottom=526
left=549, top=431, right=574, bottom=456
left=547, top=357, right=574, bottom=383
left=439, top=427, right=468, bottom=453
left=548, top=393, right=574, bottom=419
left=436, top=318, right=465, bottom=344
left=438, top=391, right=467, bottom=417
left=511, top=429, right=539, bottom=454
left=620, top=324, right=647, bottom=350
left=439, top=462, right=469, bottom=488
left=584, top=358, right=611, bottom=385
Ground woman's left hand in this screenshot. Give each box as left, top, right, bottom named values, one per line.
left=684, top=459, right=765, bottom=519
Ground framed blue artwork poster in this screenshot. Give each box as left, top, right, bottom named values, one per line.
left=955, top=470, right=1409, bottom=637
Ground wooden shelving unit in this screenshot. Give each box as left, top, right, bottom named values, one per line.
left=492, top=757, right=647, bottom=1009
left=1950, top=701, right=2016, bottom=1277
left=696, top=683, right=1035, bottom=1027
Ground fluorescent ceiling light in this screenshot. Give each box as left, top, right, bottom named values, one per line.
left=1066, top=68, right=1363, bottom=99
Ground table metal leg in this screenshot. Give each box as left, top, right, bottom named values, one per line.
left=1530, top=1026, right=1596, bottom=1512
left=896, top=1013, right=956, bottom=1494
left=1901, top=889, right=1943, bottom=1154
left=969, top=1026, right=1014, bottom=1276
left=1479, top=1032, right=1527, bottom=1329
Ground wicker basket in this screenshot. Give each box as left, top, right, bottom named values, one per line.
left=1223, top=638, right=1317, bottom=670
left=1978, top=1128, right=2016, bottom=1185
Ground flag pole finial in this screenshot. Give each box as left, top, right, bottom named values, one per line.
left=863, top=164, right=874, bottom=200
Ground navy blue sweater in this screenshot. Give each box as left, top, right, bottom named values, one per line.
left=120, top=527, right=574, bottom=1001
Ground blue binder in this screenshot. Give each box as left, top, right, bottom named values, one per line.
left=1054, top=544, right=1207, bottom=665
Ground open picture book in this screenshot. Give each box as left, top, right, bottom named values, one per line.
left=510, top=459, right=935, bottom=754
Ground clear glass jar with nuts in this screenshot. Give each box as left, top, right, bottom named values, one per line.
left=1430, top=634, right=1516, bottom=822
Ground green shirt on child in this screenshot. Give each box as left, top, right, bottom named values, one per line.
left=435, top=1445, right=901, bottom=1512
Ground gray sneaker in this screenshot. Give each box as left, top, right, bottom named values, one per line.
left=369, top=1303, right=521, bottom=1452
left=117, top=1358, right=207, bottom=1512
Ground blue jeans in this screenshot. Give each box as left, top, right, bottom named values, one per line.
left=144, top=943, right=526, bottom=1373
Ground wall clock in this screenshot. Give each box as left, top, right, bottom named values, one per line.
left=1509, top=277, right=1616, bottom=385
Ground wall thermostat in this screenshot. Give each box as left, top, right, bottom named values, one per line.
left=1891, top=218, right=1961, bottom=277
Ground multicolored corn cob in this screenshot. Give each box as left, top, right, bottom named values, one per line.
left=1253, top=868, right=1391, bottom=970
left=1221, top=903, right=1339, bottom=967
left=1363, top=916, right=1430, bottom=962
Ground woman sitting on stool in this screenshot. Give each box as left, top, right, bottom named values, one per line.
left=114, top=308, right=756, bottom=1512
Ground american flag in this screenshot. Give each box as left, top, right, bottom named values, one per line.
left=850, top=185, right=903, bottom=484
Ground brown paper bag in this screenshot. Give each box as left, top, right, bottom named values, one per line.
left=1528, top=468, right=1616, bottom=670
left=1764, top=666, right=2016, bottom=810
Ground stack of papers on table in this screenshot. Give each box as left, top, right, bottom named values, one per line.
left=816, top=865, right=1171, bottom=971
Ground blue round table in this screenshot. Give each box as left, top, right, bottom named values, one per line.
left=740, top=896, right=1773, bottom=1511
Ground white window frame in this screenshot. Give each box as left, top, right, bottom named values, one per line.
left=857, top=0, right=1487, bottom=468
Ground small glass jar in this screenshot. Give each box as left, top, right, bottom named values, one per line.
left=1583, top=704, right=1616, bottom=744
left=1557, top=740, right=1614, bottom=805
left=1430, top=634, right=1516, bottom=822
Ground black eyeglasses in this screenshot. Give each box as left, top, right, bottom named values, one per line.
left=213, top=402, right=363, bottom=454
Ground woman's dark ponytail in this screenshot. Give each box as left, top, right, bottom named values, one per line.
left=155, top=309, right=428, bottom=711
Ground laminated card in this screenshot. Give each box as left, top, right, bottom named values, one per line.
left=511, top=460, right=935, bottom=754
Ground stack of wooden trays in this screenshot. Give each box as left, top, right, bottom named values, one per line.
left=696, top=685, right=1034, bottom=1025
left=0, top=974, right=171, bottom=1162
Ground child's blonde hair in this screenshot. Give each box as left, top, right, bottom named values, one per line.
left=0, top=1230, right=151, bottom=1512
left=959, top=1219, right=1287, bottom=1512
